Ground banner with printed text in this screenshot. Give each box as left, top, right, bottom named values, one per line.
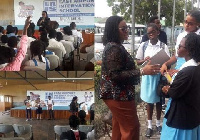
left=27, top=90, right=94, bottom=107
left=14, top=0, right=94, bottom=27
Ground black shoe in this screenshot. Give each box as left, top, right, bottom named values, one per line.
left=145, top=128, right=153, bottom=137
left=156, top=126, right=162, bottom=134
left=162, top=104, right=166, bottom=112
left=162, top=104, right=166, bottom=108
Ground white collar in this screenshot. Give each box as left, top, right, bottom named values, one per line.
left=172, top=59, right=198, bottom=83
left=148, top=40, right=161, bottom=46
left=71, top=129, right=79, bottom=132
left=184, top=28, right=200, bottom=35
left=49, top=38, right=56, bottom=41
left=32, top=55, right=45, bottom=60
left=195, top=28, right=200, bottom=35
left=179, top=59, right=198, bottom=70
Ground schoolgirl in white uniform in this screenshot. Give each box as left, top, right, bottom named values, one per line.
left=136, top=23, right=170, bottom=137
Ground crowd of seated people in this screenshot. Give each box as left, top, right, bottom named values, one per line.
left=60, top=114, right=95, bottom=140
left=0, top=26, right=4, bottom=38
left=23, top=40, right=50, bottom=70
left=60, top=115, right=87, bottom=140
left=0, top=18, right=90, bottom=71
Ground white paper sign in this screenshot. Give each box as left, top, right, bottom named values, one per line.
left=27, top=90, right=94, bottom=107
left=14, top=0, right=94, bottom=28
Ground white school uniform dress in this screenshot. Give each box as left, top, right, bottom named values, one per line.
left=24, top=56, right=50, bottom=70
left=25, top=100, right=32, bottom=109
left=136, top=40, right=170, bottom=103
left=47, top=99, right=54, bottom=110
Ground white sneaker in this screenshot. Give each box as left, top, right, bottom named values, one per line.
left=26, top=119, right=29, bottom=121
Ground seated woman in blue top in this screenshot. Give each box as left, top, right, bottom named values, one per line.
left=24, top=40, right=50, bottom=70
left=160, top=33, right=200, bottom=140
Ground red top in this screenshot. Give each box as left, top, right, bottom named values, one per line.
left=74, top=131, right=80, bottom=140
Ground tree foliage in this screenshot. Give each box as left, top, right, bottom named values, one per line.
left=107, top=0, right=196, bottom=26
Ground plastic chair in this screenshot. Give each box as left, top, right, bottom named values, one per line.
left=61, top=40, right=74, bottom=57
left=73, top=36, right=82, bottom=60
left=0, top=124, right=14, bottom=138
left=21, top=54, right=30, bottom=66
left=79, top=125, right=93, bottom=134
left=62, top=51, right=74, bottom=71
left=0, top=137, right=25, bottom=140
left=23, top=66, right=44, bottom=71
left=12, top=124, right=33, bottom=140
left=46, top=55, right=60, bottom=70
left=54, top=125, right=71, bottom=140
left=86, top=52, right=94, bottom=62
left=47, top=47, right=64, bottom=64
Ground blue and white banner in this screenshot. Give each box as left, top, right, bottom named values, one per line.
left=14, top=0, right=94, bottom=28
left=27, top=90, right=94, bottom=107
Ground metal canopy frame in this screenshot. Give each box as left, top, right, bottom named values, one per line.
left=0, top=71, right=94, bottom=90
left=0, top=71, right=93, bottom=80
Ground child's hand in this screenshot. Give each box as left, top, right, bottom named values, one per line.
left=144, top=56, right=151, bottom=61
left=167, top=69, right=179, bottom=77
left=160, top=63, right=167, bottom=75
left=24, top=16, right=31, bottom=29
left=162, top=85, right=170, bottom=94
left=23, top=16, right=31, bottom=35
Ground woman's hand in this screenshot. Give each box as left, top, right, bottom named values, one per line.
left=142, top=61, right=160, bottom=75
left=160, top=62, right=168, bottom=75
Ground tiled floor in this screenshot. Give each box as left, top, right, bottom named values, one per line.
left=1, top=102, right=165, bottom=140
left=0, top=113, right=68, bottom=140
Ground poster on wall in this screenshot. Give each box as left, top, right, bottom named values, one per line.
left=27, top=90, right=94, bottom=107
left=14, top=0, right=94, bottom=29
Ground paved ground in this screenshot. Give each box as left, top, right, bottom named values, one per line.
left=99, top=102, right=165, bottom=140
left=0, top=113, right=68, bottom=140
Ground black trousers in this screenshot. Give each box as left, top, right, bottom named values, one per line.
left=48, top=109, right=54, bottom=119
left=26, top=108, right=32, bottom=119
